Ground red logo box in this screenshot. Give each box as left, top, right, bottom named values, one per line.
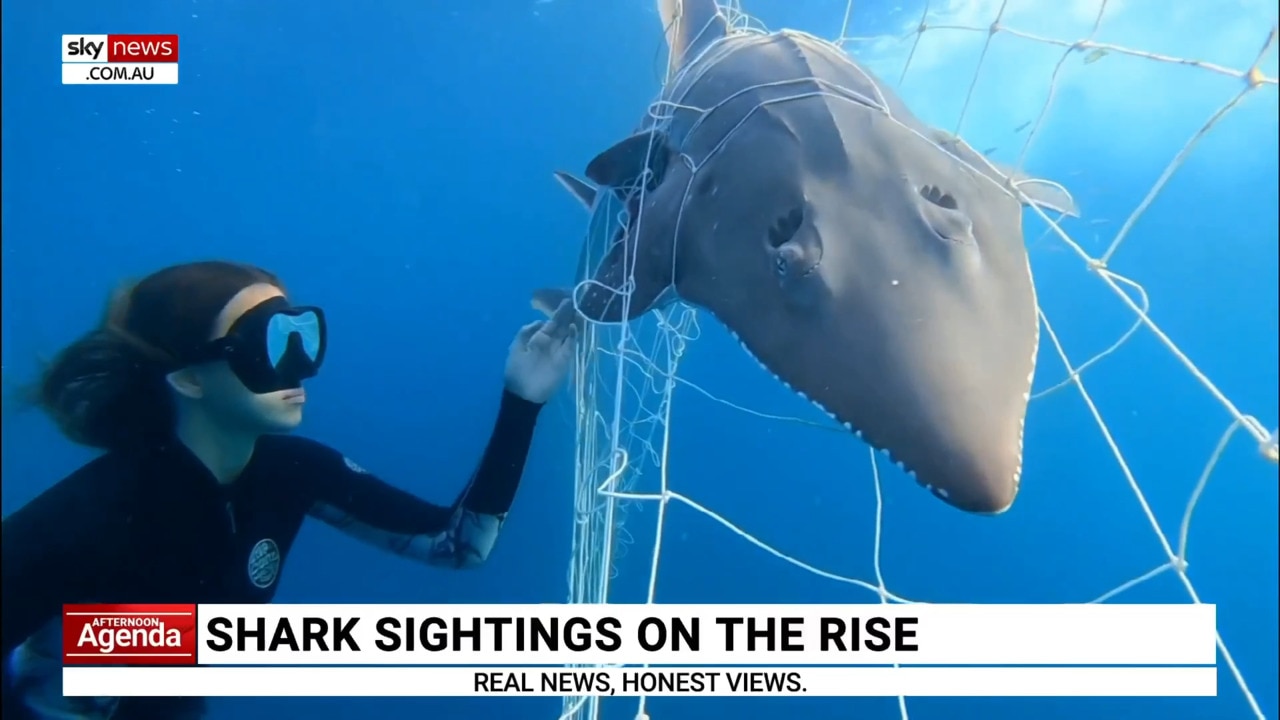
left=62, top=603, right=196, bottom=666
left=106, top=34, right=179, bottom=63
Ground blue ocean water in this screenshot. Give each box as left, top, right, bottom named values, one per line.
left=2, top=1, right=1277, bottom=719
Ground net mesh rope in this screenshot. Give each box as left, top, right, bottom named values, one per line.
left=557, top=2, right=1279, bottom=719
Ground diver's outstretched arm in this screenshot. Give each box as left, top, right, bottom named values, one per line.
left=301, top=387, right=544, bottom=569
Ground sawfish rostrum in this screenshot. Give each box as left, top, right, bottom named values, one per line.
left=537, top=0, right=1077, bottom=515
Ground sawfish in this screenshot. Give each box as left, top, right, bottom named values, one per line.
left=536, top=0, right=1078, bottom=514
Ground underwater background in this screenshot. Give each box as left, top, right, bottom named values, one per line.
left=2, top=1, right=1277, bottom=719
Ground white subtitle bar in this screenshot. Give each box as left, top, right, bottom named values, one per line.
left=193, top=603, right=1217, bottom=667
left=62, top=63, right=178, bottom=85
left=63, top=666, right=1218, bottom=698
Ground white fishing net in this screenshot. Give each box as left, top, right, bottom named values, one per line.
left=559, top=1, right=1278, bottom=719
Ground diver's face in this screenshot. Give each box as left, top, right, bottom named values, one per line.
left=193, top=283, right=307, bottom=434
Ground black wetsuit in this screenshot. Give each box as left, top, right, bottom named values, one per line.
left=1, top=389, right=543, bottom=720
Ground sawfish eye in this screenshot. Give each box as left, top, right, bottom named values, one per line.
left=774, top=243, right=809, bottom=280
left=767, top=205, right=820, bottom=287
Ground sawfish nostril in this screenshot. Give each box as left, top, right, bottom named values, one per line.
left=917, top=184, right=974, bottom=245
left=767, top=206, right=805, bottom=248
left=919, top=184, right=960, bottom=210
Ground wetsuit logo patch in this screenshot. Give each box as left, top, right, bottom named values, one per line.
left=247, top=538, right=281, bottom=589
left=344, top=456, right=369, bottom=474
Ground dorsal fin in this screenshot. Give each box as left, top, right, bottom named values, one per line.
left=553, top=171, right=597, bottom=211
left=658, top=0, right=728, bottom=80
left=584, top=130, right=673, bottom=190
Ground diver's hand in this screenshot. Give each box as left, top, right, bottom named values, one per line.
left=504, top=299, right=578, bottom=404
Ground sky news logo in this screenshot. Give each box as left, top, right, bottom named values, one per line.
left=62, top=34, right=179, bottom=85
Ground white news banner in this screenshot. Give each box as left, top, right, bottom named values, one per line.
left=63, top=666, right=1218, bottom=698
left=191, top=603, right=1218, bottom=666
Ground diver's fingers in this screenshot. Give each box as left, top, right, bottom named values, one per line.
left=555, top=323, right=578, bottom=354
left=513, top=321, right=542, bottom=350
left=543, top=299, right=577, bottom=341
left=536, top=300, right=576, bottom=344
left=528, top=319, right=557, bottom=353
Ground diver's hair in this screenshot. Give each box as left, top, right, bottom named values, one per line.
left=35, top=261, right=283, bottom=452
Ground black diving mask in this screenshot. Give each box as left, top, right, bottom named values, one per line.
left=189, top=297, right=328, bottom=394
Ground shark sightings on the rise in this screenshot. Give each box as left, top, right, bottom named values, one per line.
left=535, top=0, right=1078, bottom=515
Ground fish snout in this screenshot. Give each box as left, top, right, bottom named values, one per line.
left=911, top=430, right=1023, bottom=515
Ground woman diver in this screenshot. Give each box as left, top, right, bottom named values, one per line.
left=1, top=260, right=578, bottom=719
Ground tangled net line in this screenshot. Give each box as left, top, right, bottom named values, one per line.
left=558, top=2, right=1279, bottom=720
